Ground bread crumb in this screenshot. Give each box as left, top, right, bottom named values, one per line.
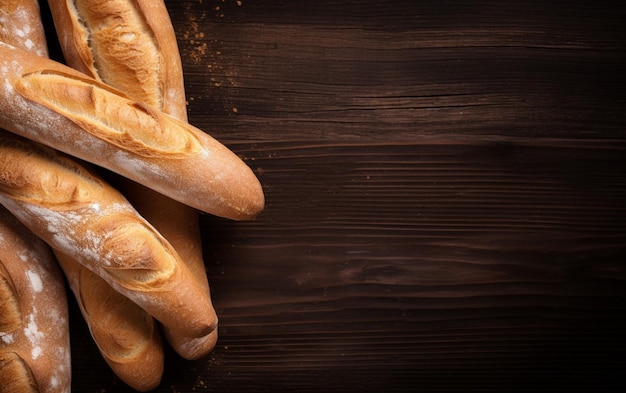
left=182, top=13, right=208, bottom=65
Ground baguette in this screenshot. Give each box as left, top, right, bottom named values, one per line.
left=0, top=42, right=264, bottom=220
left=0, top=205, right=71, bottom=393
left=47, top=0, right=220, bottom=359
left=0, top=133, right=217, bottom=339
left=55, top=254, right=164, bottom=391
left=48, top=0, right=220, bottom=359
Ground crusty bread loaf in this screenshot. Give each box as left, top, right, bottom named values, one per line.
left=0, top=205, right=71, bottom=393
left=0, top=42, right=264, bottom=220
left=0, top=133, right=217, bottom=339
left=55, top=253, right=164, bottom=391
left=47, top=0, right=220, bottom=359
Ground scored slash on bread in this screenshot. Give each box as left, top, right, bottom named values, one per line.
left=15, top=71, right=200, bottom=159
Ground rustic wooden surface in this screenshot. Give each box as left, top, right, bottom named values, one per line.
left=40, top=0, right=626, bottom=391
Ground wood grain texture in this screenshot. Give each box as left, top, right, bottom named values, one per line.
left=38, top=0, right=626, bottom=391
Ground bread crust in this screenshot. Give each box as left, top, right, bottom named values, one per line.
left=0, top=205, right=71, bottom=393
left=0, top=133, right=217, bottom=339
left=0, top=43, right=264, bottom=220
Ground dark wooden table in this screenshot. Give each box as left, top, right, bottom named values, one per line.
left=46, top=0, right=625, bottom=391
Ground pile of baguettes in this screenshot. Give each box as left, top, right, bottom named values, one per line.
left=0, top=0, right=264, bottom=391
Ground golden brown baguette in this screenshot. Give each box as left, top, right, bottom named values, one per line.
left=0, top=205, right=71, bottom=393
left=0, top=42, right=264, bottom=220
left=0, top=133, right=217, bottom=339
left=55, top=254, right=164, bottom=391
left=47, top=0, right=219, bottom=359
